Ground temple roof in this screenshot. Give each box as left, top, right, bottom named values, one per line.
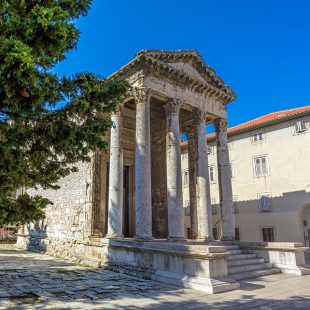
left=109, top=50, right=236, bottom=103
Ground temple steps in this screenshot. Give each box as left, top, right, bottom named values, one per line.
left=226, top=245, right=281, bottom=281
left=227, top=258, right=265, bottom=267
left=227, top=253, right=257, bottom=261
left=227, top=249, right=243, bottom=255
left=230, top=268, right=281, bottom=281
left=229, top=262, right=273, bottom=274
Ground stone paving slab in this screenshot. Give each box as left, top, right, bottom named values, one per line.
left=0, top=244, right=310, bottom=309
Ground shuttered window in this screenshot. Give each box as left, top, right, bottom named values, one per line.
left=183, top=170, right=189, bottom=187
left=207, top=145, right=213, bottom=154
left=294, top=120, right=307, bottom=133
left=253, top=156, right=269, bottom=176
left=253, top=132, right=263, bottom=142
left=258, top=193, right=272, bottom=212
left=209, top=166, right=215, bottom=182
left=233, top=196, right=239, bottom=214
left=211, top=199, right=217, bottom=215
left=262, top=227, right=275, bottom=242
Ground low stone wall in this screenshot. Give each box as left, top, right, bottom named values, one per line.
left=236, top=241, right=310, bottom=275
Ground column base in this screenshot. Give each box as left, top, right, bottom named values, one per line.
left=196, top=236, right=214, bottom=243
left=167, top=236, right=187, bottom=242
left=105, top=234, right=124, bottom=240
left=134, top=235, right=154, bottom=242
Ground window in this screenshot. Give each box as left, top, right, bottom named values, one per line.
left=209, top=166, right=216, bottom=182
left=207, top=145, right=213, bottom=155
left=253, top=155, right=269, bottom=176
left=235, top=227, right=240, bottom=241
left=262, top=227, right=275, bottom=242
left=258, top=193, right=272, bottom=212
left=213, top=227, right=219, bottom=240
left=230, top=162, right=234, bottom=178
left=183, top=170, right=189, bottom=187
left=253, top=132, right=263, bottom=143
left=294, top=120, right=307, bottom=133
left=233, top=196, right=239, bottom=214
left=182, top=152, right=188, bottom=160
left=211, top=199, right=217, bottom=215
left=184, top=200, right=190, bottom=216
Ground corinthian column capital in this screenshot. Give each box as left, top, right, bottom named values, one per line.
left=133, top=87, right=152, bottom=104
left=214, top=118, right=228, bottom=147
left=214, top=117, right=228, bottom=132
left=183, top=124, right=195, bottom=140
left=164, top=98, right=182, bottom=115
left=194, top=109, right=207, bottom=125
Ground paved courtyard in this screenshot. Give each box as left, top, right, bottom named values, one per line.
left=0, top=245, right=310, bottom=309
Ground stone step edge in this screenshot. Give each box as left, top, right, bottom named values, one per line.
left=227, top=258, right=265, bottom=267
left=230, top=268, right=281, bottom=281
left=227, top=254, right=257, bottom=260
left=228, top=263, right=272, bottom=274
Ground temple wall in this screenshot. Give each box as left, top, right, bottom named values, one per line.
left=20, top=159, right=95, bottom=253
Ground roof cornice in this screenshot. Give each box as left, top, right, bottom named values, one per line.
left=108, top=51, right=236, bottom=104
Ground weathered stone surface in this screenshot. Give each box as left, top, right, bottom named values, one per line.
left=3, top=244, right=310, bottom=309
left=214, top=118, right=235, bottom=240
left=134, top=87, right=153, bottom=240
left=107, top=111, right=124, bottom=238
left=165, top=98, right=185, bottom=240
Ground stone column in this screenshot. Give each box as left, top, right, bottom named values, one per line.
left=183, top=126, right=198, bottom=239
left=134, top=87, right=153, bottom=240
left=214, top=118, right=235, bottom=240
left=165, top=99, right=185, bottom=241
left=195, top=111, right=213, bottom=241
left=107, top=111, right=123, bottom=238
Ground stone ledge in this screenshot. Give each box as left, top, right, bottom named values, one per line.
left=106, top=239, right=230, bottom=260
left=232, top=241, right=308, bottom=253
left=152, top=270, right=240, bottom=294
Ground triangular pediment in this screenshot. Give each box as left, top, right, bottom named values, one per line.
left=109, top=50, right=236, bottom=103
left=168, top=62, right=206, bottom=82
left=137, top=50, right=225, bottom=89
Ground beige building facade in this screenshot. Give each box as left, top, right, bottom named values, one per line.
left=182, top=106, right=310, bottom=245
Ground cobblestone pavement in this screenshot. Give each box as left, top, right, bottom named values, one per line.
left=1, top=244, right=310, bottom=309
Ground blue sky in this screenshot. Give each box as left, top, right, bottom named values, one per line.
left=55, top=0, right=310, bottom=128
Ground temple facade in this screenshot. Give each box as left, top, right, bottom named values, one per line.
left=100, top=50, right=236, bottom=242
left=17, top=51, right=309, bottom=294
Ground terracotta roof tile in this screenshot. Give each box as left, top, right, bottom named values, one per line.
left=223, top=105, right=310, bottom=137
left=181, top=105, right=310, bottom=146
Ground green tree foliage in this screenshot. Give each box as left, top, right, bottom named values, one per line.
left=0, top=0, right=128, bottom=226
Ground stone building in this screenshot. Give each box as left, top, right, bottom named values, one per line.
left=17, top=50, right=310, bottom=293
left=182, top=105, right=310, bottom=245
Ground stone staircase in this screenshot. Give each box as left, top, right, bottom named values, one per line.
left=226, top=245, right=280, bottom=281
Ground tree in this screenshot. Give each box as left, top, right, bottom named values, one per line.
left=0, top=0, right=128, bottom=226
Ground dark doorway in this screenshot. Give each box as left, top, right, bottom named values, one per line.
left=105, top=162, right=109, bottom=236
left=123, top=165, right=130, bottom=237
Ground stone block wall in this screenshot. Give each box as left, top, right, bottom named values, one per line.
left=22, top=158, right=95, bottom=253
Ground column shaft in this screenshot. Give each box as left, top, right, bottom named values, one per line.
left=134, top=88, right=153, bottom=240
left=107, top=112, right=123, bottom=238
left=195, top=111, right=213, bottom=240
left=165, top=99, right=185, bottom=240
left=214, top=118, right=235, bottom=240
left=184, top=127, right=198, bottom=239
